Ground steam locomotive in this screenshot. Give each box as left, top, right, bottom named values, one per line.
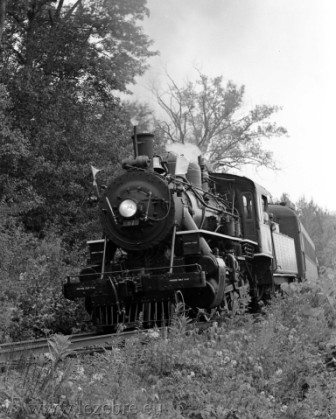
left=64, top=132, right=318, bottom=328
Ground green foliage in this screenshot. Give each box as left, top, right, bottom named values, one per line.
left=122, top=99, right=155, bottom=133
left=2, top=277, right=336, bottom=418
left=0, top=224, right=88, bottom=343
left=0, top=0, right=157, bottom=239
left=0, top=84, right=39, bottom=219
left=153, top=72, right=287, bottom=170
left=0, top=335, right=76, bottom=418
left=0, top=0, right=161, bottom=347
left=296, top=197, right=336, bottom=269
left=277, top=194, right=336, bottom=270
left=2, top=0, right=156, bottom=89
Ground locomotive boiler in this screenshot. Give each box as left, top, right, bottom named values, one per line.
left=63, top=132, right=318, bottom=328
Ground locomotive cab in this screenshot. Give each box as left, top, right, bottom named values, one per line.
left=210, top=173, right=278, bottom=297
left=209, top=173, right=273, bottom=256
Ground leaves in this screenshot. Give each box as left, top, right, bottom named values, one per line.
left=296, top=197, right=336, bottom=268
left=48, top=334, right=73, bottom=365
left=0, top=0, right=7, bottom=43
left=0, top=227, right=88, bottom=342
left=0, top=0, right=156, bottom=238
left=2, top=280, right=336, bottom=418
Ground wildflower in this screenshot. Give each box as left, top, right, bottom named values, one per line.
left=92, top=373, right=104, bottom=381
left=172, top=371, right=182, bottom=379
left=223, top=356, right=231, bottom=364
left=19, top=272, right=27, bottom=281
left=187, top=371, right=195, bottom=380
left=275, top=369, right=283, bottom=377
left=148, top=329, right=160, bottom=339
left=2, top=399, right=10, bottom=409
left=230, top=360, right=238, bottom=367
left=44, top=352, right=54, bottom=361
left=239, top=383, right=251, bottom=391
left=76, top=365, right=85, bottom=378
left=253, top=365, right=263, bottom=374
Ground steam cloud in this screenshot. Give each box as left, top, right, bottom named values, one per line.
left=165, top=142, right=202, bottom=164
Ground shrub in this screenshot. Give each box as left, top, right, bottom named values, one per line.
left=4, top=278, right=336, bottom=418
left=2, top=270, right=336, bottom=418
left=0, top=225, right=88, bottom=342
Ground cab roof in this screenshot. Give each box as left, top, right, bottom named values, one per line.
left=210, top=172, right=272, bottom=199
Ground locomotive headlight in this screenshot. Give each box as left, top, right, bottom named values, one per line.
left=119, top=199, right=137, bottom=218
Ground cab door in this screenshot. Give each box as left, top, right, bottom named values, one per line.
left=258, top=194, right=273, bottom=257
left=241, top=191, right=257, bottom=242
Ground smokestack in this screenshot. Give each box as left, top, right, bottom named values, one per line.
left=131, top=133, right=154, bottom=169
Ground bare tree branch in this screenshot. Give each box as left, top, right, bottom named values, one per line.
left=55, top=0, right=65, bottom=20
left=153, top=72, right=287, bottom=171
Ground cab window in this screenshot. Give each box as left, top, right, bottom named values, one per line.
left=242, top=193, right=253, bottom=219
left=261, top=195, right=269, bottom=224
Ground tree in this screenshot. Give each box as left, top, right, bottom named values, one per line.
left=0, top=84, right=36, bottom=217
left=0, top=0, right=157, bottom=239
left=279, top=193, right=296, bottom=208
left=0, top=0, right=6, bottom=43
left=1, top=0, right=156, bottom=88
left=122, top=100, right=155, bottom=133
left=296, top=197, right=336, bottom=268
left=153, top=73, right=287, bottom=170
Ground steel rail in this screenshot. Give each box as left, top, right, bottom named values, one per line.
left=0, top=323, right=211, bottom=364
left=0, top=330, right=140, bottom=363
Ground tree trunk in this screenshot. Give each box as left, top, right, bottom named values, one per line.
left=0, top=0, right=7, bottom=45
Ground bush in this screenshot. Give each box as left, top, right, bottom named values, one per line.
left=2, top=276, right=336, bottom=418
left=0, top=224, right=88, bottom=342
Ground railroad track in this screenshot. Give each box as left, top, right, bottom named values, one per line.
left=0, top=329, right=156, bottom=364
left=0, top=322, right=211, bottom=364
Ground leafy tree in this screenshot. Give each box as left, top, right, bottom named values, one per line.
left=278, top=193, right=296, bottom=209
left=153, top=73, right=287, bottom=170
left=276, top=195, right=336, bottom=268
left=0, top=0, right=6, bottom=43
left=0, top=0, right=157, bottom=239
left=1, top=0, right=156, bottom=89
left=122, top=99, right=155, bottom=132
left=0, top=84, right=39, bottom=221
left=296, top=197, right=336, bottom=268
left=296, top=198, right=324, bottom=241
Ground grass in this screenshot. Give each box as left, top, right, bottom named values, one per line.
left=1, top=270, right=336, bottom=418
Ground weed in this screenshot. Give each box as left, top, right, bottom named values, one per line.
left=1, top=274, right=336, bottom=418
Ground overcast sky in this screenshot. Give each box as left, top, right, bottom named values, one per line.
left=130, top=0, right=336, bottom=212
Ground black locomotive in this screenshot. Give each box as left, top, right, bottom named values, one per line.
left=64, top=132, right=318, bottom=328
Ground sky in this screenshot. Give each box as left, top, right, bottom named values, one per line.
left=130, top=0, right=336, bottom=212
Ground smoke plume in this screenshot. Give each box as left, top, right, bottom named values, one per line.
left=165, top=142, right=202, bottom=163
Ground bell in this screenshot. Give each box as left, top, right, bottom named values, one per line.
left=153, top=156, right=166, bottom=173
